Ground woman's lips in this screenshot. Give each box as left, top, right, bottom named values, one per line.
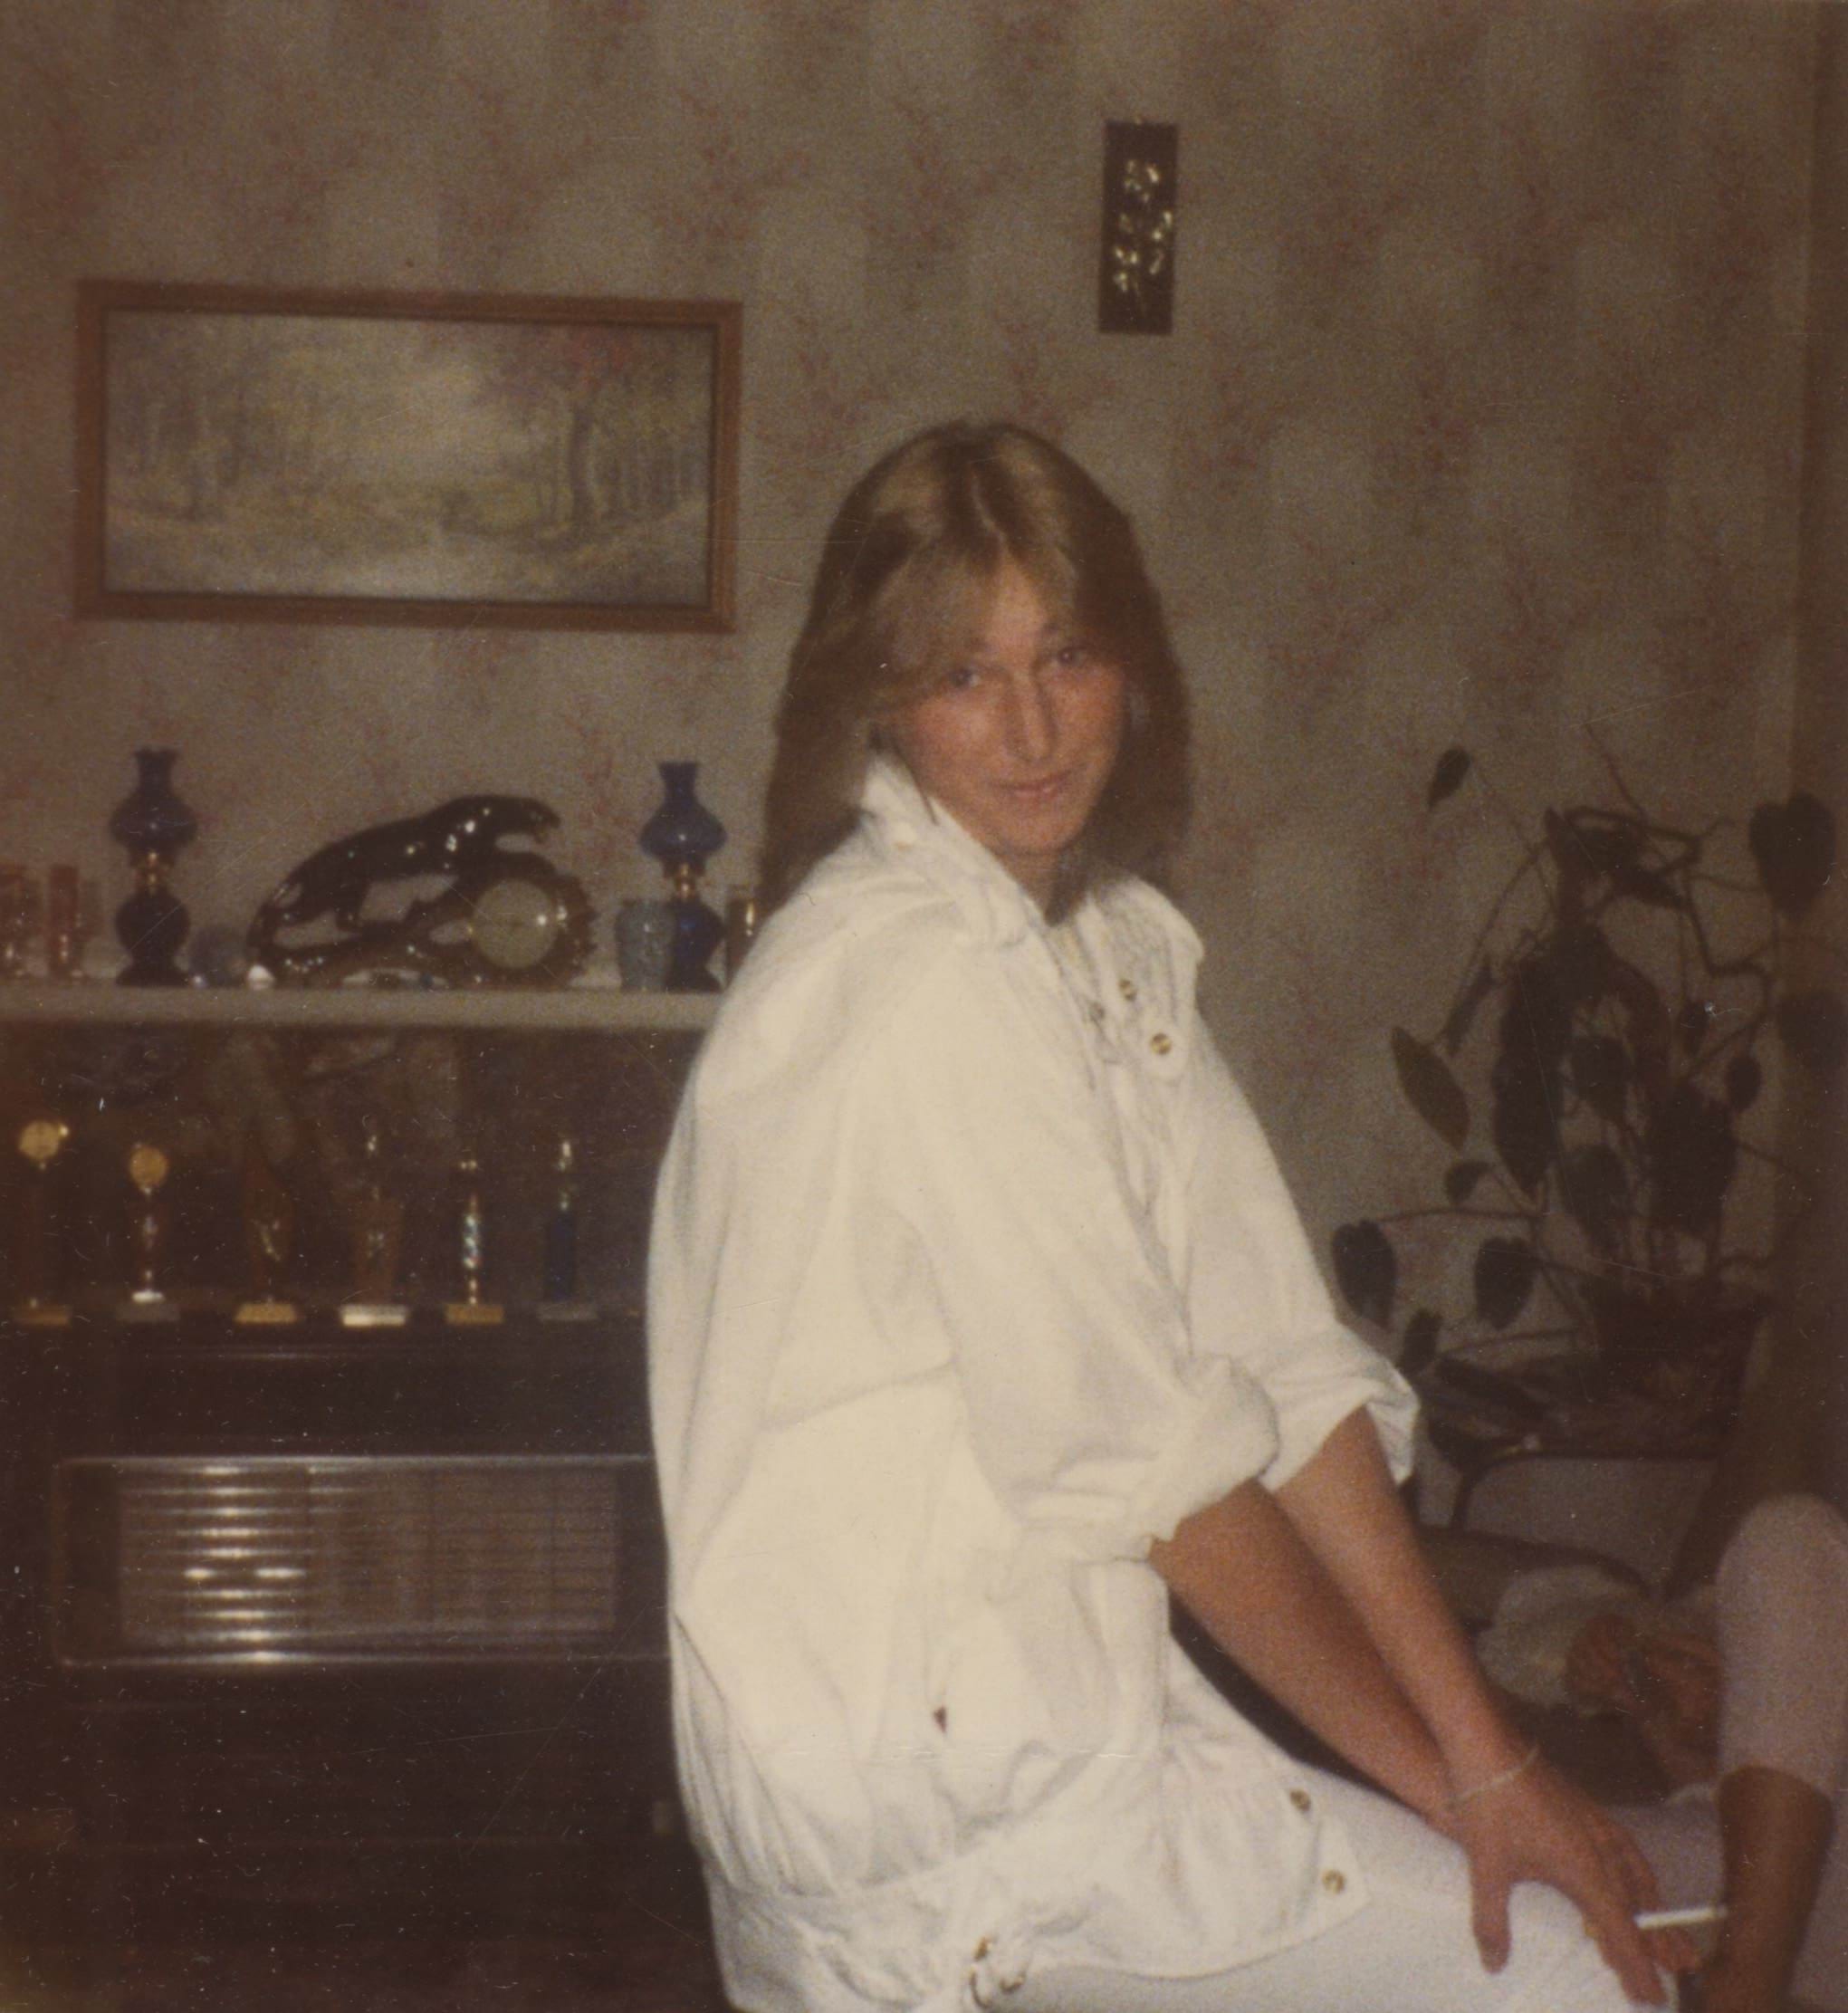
left=998, top=774, right=1069, bottom=806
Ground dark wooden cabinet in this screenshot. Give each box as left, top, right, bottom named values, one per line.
left=0, top=987, right=709, bottom=1934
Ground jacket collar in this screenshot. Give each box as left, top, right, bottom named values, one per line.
left=857, top=756, right=1047, bottom=949
left=857, top=757, right=1198, bottom=1078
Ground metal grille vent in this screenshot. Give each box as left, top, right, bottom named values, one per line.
left=55, top=1455, right=656, bottom=1666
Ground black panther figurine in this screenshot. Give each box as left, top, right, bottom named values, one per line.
left=248, top=796, right=588, bottom=986
left=254, top=796, right=559, bottom=936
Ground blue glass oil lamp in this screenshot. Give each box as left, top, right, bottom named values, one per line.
left=638, top=762, right=726, bottom=992
left=108, top=748, right=198, bottom=986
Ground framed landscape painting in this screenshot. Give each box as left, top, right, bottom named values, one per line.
left=75, top=283, right=741, bottom=631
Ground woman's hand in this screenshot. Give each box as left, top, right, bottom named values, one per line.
left=1566, top=1615, right=1721, bottom=1787
left=1566, top=1613, right=1647, bottom=1715
left=1441, top=1748, right=1697, bottom=2001
left=1631, top=1632, right=1721, bottom=1757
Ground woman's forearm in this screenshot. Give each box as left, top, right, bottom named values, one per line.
left=1148, top=1479, right=1452, bottom=1822
left=1274, top=1407, right=1527, bottom=1786
left=1154, top=1414, right=1672, bottom=1998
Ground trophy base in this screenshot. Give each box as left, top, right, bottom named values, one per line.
left=339, top=1302, right=408, bottom=1329
left=118, top=1293, right=179, bottom=1324
left=12, top=1303, right=72, bottom=1329
left=444, top=1301, right=504, bottom=1327
left=235, top=1299, right=302, bottom=1327
left=537, top=1300, right=598, bottom=1325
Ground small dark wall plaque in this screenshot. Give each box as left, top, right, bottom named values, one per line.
left=1099, top=121, right=1178, bottom=336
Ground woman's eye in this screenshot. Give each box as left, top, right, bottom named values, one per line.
left=944, top=664, right=982, bottom=692
left=1050, top=642, right=1091, bottom=671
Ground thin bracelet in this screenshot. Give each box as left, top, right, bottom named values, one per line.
left=1450, top=1743, right=1540, bottom=1813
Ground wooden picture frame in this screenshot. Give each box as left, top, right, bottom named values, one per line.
left=75, top=282, right=741, bottom=632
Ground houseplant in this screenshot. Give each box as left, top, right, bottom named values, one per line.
left=1332, top=748, right=1843, bottom=1443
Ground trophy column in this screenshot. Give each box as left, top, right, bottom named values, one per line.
left=538, top=1136, right=594, bottom=1324
left=445, top=1151, right=503, bottom=1326
left=340, top=1116, right=407, bottom=1328
left=235, top=1130, right=300, bottom=1326
left=13, top=1120, right=72, bottom=1328
left=120, top=1144, right=177, bottom=1322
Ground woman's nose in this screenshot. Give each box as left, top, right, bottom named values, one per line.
left=1001, top=675, right=1058, bottom=762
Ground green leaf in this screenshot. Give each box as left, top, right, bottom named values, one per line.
left=1490, top=1049, right=1559, bottom=1194
left=1501, top=958, right=1572, bottom=1070
left=1568, top=1034, right=1629, bottom=1123
left=1392, top=1027, right=1470, bottom=1150
left=1645, top=1086, right=1737, bottom=1237
left=1331, top=1221, right=1397, bottom=1327
left=1776, top=990, right=1848, bottom=1073
left=1725, top=1052, right=1762, bottom=1112
left=1559, top=1144, right=1629, bottom=1255
left=1750, top=795, right=1835, bottom=917
left=1444, top=1159, right=1493, bottom=1204
left=1426, top=746, right=1471, bottom=810
left=1400, top=1308, right=1442, bottom=1377
left=1547, top=924, right=1611, bottom=1009
left=1474, top=1236, right=1538, bottom=1328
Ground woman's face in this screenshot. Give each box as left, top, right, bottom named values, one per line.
left=885, top=562, right=1128, bottom=906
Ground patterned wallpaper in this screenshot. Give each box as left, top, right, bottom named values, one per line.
left=0, top=0, right=1825, bottom=1276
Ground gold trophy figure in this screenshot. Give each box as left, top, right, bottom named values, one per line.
left=445, top=1151, right=503, bottom=1326
left=235, top=1132, right=300, bottom=1326
left=121, top=1142, right=178, bottom=1321
left=340, top=1115, right=407, bottom=1328
left=14, top=1119, right=72, bottom=1327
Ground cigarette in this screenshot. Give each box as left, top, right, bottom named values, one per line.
left=1633, top=1904, right=1728, bottom=1932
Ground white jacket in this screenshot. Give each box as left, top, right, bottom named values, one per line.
left=647, top=760, right=1418, bottom=2011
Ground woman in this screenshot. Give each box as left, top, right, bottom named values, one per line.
left=647, top=422, right=1679, bottom=2011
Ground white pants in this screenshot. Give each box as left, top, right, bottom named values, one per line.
left=1013, top=1764, right=1634, bottom=2013
left=1621, top=1493, right=1848, bottom=2013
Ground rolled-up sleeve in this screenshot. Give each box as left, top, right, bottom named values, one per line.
left=859, top=947, right=1281, bottom=1563
left=1175, top=1023, right=1417, bottom=1488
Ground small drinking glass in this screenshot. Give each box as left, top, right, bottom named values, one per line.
left=0, top=868, right=41, bottom=981
left=45, top=866, right=84, bottom=980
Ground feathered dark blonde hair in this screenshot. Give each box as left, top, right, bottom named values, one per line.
left=759, top=421, right=1191, bottom=918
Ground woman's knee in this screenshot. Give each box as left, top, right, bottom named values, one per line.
left=1719, top=1494, right=1848, bottom=1622
left=1723, top=1493, right=1848, bottom=1577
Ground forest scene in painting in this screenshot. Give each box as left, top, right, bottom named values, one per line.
left=100, top=308, right=718, bottom=608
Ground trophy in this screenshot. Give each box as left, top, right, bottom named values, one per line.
left=13, top=1118, right=72, bottom=1327
left=120, top=1142, right=178, bottom=1321
left=235, top=1132, right=300, bottom=1326
left=538, top=1136, right=594, bottom=1323
left=340, top=1115, right=407, bottom=1328
left=445, top=1151, right=502, bottom=1325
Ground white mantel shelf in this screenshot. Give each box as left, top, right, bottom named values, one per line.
left=0, top=979, right=720, bottom=1034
